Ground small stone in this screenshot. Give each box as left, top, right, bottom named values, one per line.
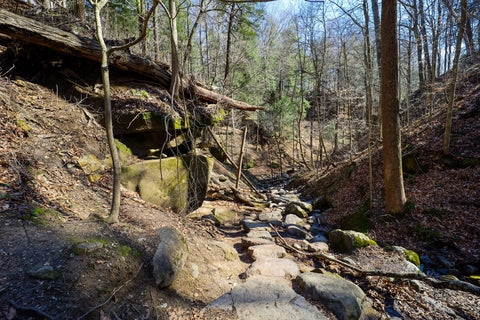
left=258, top=210, right=283, bottom=222
left=462, top=264, right=478, bottom=275
left=284, top=214, right=304, bottom=226
left=284, top=203, right=308, bottom=218
left=240, top=219, right=271, bottom=232
left=307, top=242, right=329, bottom=252
left=28, top=265, right=59, bottom=280
left=420, top=255, right=434, bottom=266
left=287, top=225, right=312, bottom=240
left=212, top=208, right=237, bottom=223
left=246, top=258, right=300, bottom=279
left=311, top=234, right=329, bottom=243
left=76, top=241, right=104, bottom=253
left=246, top=230, right=273, bottom=241
left=248, top=244, right=286, bottom=261
left=437, top=256, right=455, bottom=269
left=241, top=237, right=274, bottom=248
left=211, top=241, right=238, bottom=261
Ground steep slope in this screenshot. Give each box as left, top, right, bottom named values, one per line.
left=299, top=59, right=480, bottom=270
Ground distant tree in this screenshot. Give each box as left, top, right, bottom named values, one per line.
left=380, top=0, right=406, bottom=214
left=443, top=0, right=468, bottom=155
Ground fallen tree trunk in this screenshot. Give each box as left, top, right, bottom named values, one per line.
left=0, top=9, right=264, bottom=111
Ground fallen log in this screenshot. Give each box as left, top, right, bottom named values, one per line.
left=0, top=9, right=264, bottom=111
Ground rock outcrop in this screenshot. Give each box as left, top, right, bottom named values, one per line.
left=121, top=154, right=213, bottom=213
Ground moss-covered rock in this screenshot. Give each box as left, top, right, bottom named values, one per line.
left=341, top=211, right=374, bottom=233
left=390, top=246, right=421, bottom=268
left=121, top=154, right=214, bottom=213
left=329, top=229, right=377, bottom=253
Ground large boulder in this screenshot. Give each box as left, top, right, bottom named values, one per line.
left=121, top=154, right=214, bottom=213
left=329, top=229, right=377, bottom=253
left=297, top=272, right=365, bottom=320
left=205, top=277, right=329, bottom=320
left=152, top=227, right=188, bottom=288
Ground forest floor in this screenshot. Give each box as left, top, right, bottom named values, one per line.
left=0, top=44, right=480, bottom=320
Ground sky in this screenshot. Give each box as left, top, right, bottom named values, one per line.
left=264, top=0, right=302, bottom=15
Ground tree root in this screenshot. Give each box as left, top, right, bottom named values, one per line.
left=270, top=225, right=480, bottom=296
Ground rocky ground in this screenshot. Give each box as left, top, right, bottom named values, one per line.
left=1, top=64, right=480, bottom=320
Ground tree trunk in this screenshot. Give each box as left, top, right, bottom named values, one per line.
left=73, top=0, right=86, bottom=22
left=443, top=0, right=468, bottom=155
left=183, top=0, right=205, bottom=71
left=380, top=0, right=406, bottom=214
left=91, top=0, right=121, bottom=223
left=371, top=0, right=381, bottom=71
left=153, top=6, right=160, bottom=61
left=418, top=0, right=432, bottom=83
left=413, top=0, right=425, bottom=91
left=137, top=0, right=147, bottom=56
left=169, top=0, right=180, bottom=97
left=363, top=0, right=374, bottom=208
left=224, top=3, right=236, bottom=83
left=463, top=17, right=474, bottom=56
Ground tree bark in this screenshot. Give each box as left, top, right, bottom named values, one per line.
left=380, top=0, right=406, bottom=214
left=371, top=0, right=381, bottom=71
left=90, top=0, right=122, bottom=223
left=0, top=9, right=263, bottom=111
left=443, top=0, right=467, bottom=155
left=73, top=0, right=86, bottom=22
left=224, top=2, right=236, bottom=83
left=168, top=0, right=180, bottom=97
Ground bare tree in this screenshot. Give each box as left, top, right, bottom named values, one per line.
left=443, top=0, right=468, bottom=155
left=88, top=0, right=159, bottom=223
left=380, top=0, right=406, bottom=214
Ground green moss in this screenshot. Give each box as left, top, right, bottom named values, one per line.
left=242, top=158, right=256, bottom=169
left=118, top=245, right=139, bottom=257
left=404, top=249, right=421, bottom=268
left=353, top=234, right=377, bottom=248
left=21, top=206, right=60, bottom=226
left=15, top=118, right=33, bottom=132
left=115, top=139, right=132, bottom=155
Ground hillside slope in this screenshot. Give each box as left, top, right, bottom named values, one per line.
left=298, top=59, right=480, bottom=270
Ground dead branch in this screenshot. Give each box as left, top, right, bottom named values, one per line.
left=76, top=262, right=144, bottom=320
left=7, top=300, right=55, bottom=320
left=0, top=9, right=264, bottom=112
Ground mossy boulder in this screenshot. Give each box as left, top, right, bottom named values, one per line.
left=341, top=211, right=374, bottom=233
left=390, top=246, right=421, bottom=268
left=329, top=229, right=377, bottom=253
left=121, top=154, right=214, bottom=214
